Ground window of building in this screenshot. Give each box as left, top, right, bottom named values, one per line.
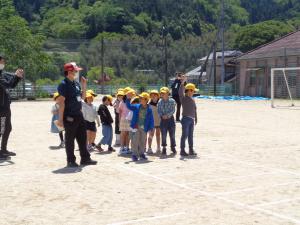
left=249, top=71, right=256, bottom=87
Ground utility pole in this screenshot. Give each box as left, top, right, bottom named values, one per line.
left=163, top=26, right=168, bottom=87
left=101, top=37, right=104, bottom=94
left=221, top=0, right=225, bottom=85
left=213, top=43, right=217, bottom=96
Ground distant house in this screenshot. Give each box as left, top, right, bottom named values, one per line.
left=169, top=51, right=242, bottom=85
left=198, top=50, right=242, bottom=84
left=237, top=30, right=300, bottom=97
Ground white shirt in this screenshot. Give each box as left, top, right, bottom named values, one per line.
left=82, top=102, right=99, bottom=123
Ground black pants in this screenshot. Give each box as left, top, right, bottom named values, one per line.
left=173, top=95, right=181, bottom=121
left=64, top=114, right=90, bottom=163
left=0, top=109, right=12, bottom=152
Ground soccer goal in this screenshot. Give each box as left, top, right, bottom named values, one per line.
left=271, top=67, right=300, bottom=108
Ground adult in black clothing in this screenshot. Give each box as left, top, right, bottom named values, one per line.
left=56, top=62, right=97, bottom=167
left=171, top=73, right=186, bottom=122
left=0, top=54, right=23, bottom=160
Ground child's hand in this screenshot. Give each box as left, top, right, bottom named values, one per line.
left=127, top=92, right=133, bottom=99
left=57, top=120, right=64, bottom=128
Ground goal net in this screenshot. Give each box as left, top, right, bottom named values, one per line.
left=271, top=67, right=300, bottom=108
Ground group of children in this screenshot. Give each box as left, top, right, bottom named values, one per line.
left=51, top=75, right=198, bottom=161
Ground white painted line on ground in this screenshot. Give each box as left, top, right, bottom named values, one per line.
left=106, top=212, right=185, bottom=225
left=118, top=165, right=300, bottom=225
left=215, top=181, right=300, bottom=196
left=205, top=154, right=300, bottom=177
left=253, top=197, right=300, bottom=208
left=185, top=171, right=279, bottom=185
left=157, top=165, right=230, bottom=177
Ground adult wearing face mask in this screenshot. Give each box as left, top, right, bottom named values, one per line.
left=0, top=54, right=24, bottom=160
left=56, top=62, right=97, bottom=167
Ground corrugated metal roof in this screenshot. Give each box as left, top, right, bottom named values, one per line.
left=238, top=30, right=300, bottom=60
left=199, top=50, right=242, bottom=61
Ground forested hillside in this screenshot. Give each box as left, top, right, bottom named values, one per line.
left=0, top=0, right=299, bottom=84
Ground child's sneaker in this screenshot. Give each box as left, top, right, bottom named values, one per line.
left=189, top=150, right=197, bottom=156
left=140, top=153, right=148, bottom=160
left=132, top=155, right=138, bottom=162
left=59, top=141, right=65, bottom=148
left=146, top=148, right=153, bottom=155
left=96, top=145, right=104, bottom=152
left=171, top=147, right=177, bottom=154
left=180, top=150, right=189, bottom=157
left=118, top=147, right=124, bottom=155
left=108, top=147, right=116, bottom=152
left=118, top=147, right=128, bottom=155
left=87, top=144, right=93, bottom=152
left=124, top=147, right=131, bottom=155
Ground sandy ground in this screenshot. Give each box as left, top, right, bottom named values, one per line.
left=0, top=98, right=300, bottom=225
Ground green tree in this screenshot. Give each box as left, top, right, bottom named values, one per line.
left=234, top=20, right=294, bottom=52
left=0, top=0, right=52, bottom=82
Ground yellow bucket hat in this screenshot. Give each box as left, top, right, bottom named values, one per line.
left=139, top=92, right=150, bottom=101
left=116, top=90, right=125, bottom=96
left=87, top=89, right=97, bottom=97
left=53, top=92, right=59, bottom=100
left=126, top=88, right=135, bottom=95
left=185, top=83, right=199, bottom=92
left=106, top=95, right=113, bottom=102
left=150, top=90, right=159, bottom=95
left=160, top=87, right=170, bottom=94
left=85, top=92, right=94, bottom=99
left=123, top=87, right=132, bottom=94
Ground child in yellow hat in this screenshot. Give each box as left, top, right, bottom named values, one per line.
left=113, top=90, right=124, bottom=147
left=118, top=88, right=135, bottom=155
left=157, top=87, right=177, bottom=156
left=82, top=92, right=100, bottom=152
left=97, top=95, right=115, bottom=152
left=125, top=92, right=154, bottom=161
left=50, top=92, right=65, bottom=148
left=179, top=75, right=198, bottom=157
left=147, top=90, right=161, bottom=155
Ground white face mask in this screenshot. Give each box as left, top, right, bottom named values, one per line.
left=0, top=64, right=5, bottom=70
left=75, top=71, right=80, bottom=82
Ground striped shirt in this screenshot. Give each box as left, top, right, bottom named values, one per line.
left=157, top=98, right=176, bottom=117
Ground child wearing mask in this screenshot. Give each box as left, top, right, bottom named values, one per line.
left=97, top=95, right=115, bottom=152
left=147, top=90, right=161, bottom=155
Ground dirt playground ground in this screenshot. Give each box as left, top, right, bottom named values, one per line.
left=0, top=98, right=300, bottom=225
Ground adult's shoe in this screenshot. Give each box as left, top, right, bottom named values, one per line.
left=189, top=150, right=197, bottom=156
left=80, top=159, right=98, bottom=166
left=180, top=151, right=189, bottom=157
left=1, top=150, right=16, bottom=156
left=67, top=162, right=79, bottom=168
left=171, top=147, right=177, bottom=154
